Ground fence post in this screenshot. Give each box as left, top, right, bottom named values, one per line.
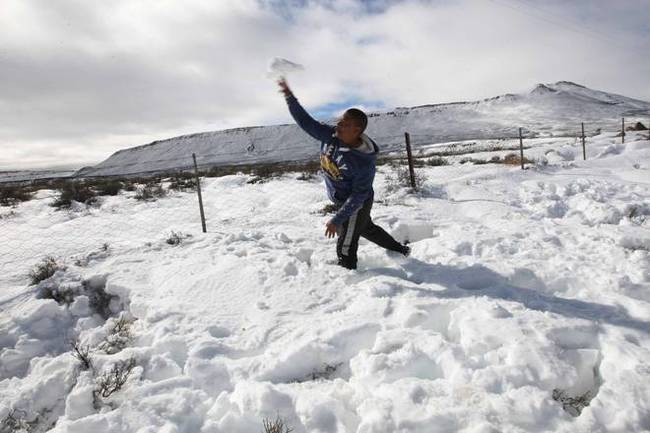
left=518, top=127, right=525, bottom=170
left=581, top=122, right=586, bottom=160
left=192, top=153, right=207, bottom=233
left=622, top=117, right=625, bottom=143
left=404, top=132, right=417, bottom=190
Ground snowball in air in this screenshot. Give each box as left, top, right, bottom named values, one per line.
left=267, top=57, right=304, bottom=79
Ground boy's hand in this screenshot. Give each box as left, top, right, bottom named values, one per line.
left=277, top=78, right=292, bottom=98
left=325, top=221, right=337, bottom=238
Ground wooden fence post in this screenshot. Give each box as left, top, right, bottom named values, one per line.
left=404, top=132, right=417, bottom=190
left=518, top=127, right=525, bottom=170
left=192, top=153, right=207, bottom=233
left=581, top=122, right=586, bottom=160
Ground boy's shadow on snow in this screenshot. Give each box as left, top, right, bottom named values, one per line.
left=366, top=258, right=650, bottom=334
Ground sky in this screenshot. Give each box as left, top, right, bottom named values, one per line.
left=1, top=0, right=649, bottom=170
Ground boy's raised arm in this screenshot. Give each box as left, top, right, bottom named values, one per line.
left=278, top=79, right=335, bottom=144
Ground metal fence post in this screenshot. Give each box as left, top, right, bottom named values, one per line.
left=622, top=117, right=625, bottom=143
left=519, top=128, right=525, bottom=170
left=581, top=122, right=586, bottom=160
left=404, top=132, right=417, bottom=190
left=192, top=153, right=207, bottom=233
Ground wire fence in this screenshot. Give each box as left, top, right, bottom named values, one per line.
left=1, top=117, right=648, bottom=288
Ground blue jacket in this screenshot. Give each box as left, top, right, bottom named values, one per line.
left=285, top=94, right=378, bottom=226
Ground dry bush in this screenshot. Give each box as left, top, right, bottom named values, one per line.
left=168, top=172, right=197, bottom=191
left=626, top=121, right=647, bottom=131
left=166, top=230, right=190, bottom=246
left=503, top=153, right=532, bottom=166
left=134, top=183, right=166, bottom=201
left=316, top=203, right=340, bottom=216
left=82, top=277, right=117, bottom=320
left=552, top=388, right=593, bottom=417
left=296, top=171, right=316, bottom=181
left=93, top=357, right=137, bottom=407
left=98, top=315, right=135, bottom=354
left=459, top=157, right=490, bottom=165
left=92, top=179, right=123, bottom=196
left=247, top=165, right=281, bottom=184
left=303, top=362, right=341, bottom=382
left=70, top=339, right=94, bottom=372
left=28, top=256, right=60, bottom=285
left=0, top=185, right=33, bottom=207
left=385, top=165, right=426, bottom=192
left=51, top=182, right=97, bottom=209
left=425, top=157, right=449, bottom=166
left=0, top=409, right=37, bottom=433
left=262, top=415, right=293, bottom=433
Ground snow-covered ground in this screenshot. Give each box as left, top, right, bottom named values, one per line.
left=1, top=131, right=649, bottom=433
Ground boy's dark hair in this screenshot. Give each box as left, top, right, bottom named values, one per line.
left=344, top=108, right=368, bottom=132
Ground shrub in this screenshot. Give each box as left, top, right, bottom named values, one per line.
left=93, top=179, right=123, bottom=196
left=303, top=362, right=341, bottom=382
left=28, top=256, right=60, bottom=285
left=82, top=277, right=116, bottom=320
left=552, top=388, right=593, bottom=417
left=70, top=339, right=94, bottom=372
left=0, top=185, right=33, bottom=206
left=317, top=203, right=340, bottom=215
left=425, top=157, right=449, bottom=166
left=385, top=165, right=426, bottom=192
left=296, top=171, right=316, bottom=181
left=626, top=121, right=647, bottom=131
left=166, top=231, right=190, bottom=246
left=503, top=153, right=532, bottom=165
left=262, top=415, right=293, bottom=433
left=134, top=183, right=166, bottom=201
left=122, top=180, right=138, bottom=192
left=247, top=165, right=280, bottom=184
left=168, top=172, right=197, bottom=191
left=0, top=210, right=16, bottom=220
left=52, top=182, right=97, bottom=209
left=0, top=409, right=37, bottom=433
left=98, top=315, right=135, bottom=354
left=93, top=357, right=137, bottom=405
left=38, top=283, right=77, bottom=305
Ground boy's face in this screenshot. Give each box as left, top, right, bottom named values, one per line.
left=336, top=114, right=362, bottom=145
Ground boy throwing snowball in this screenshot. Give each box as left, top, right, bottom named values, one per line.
left=278, top=78, right=409, bottom=270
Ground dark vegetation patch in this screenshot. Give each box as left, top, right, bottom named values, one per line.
left=166, top=230, right=191, bottom=246
left=133, top=182, right=166, bottom=201
left=0, top=185, right=34, bottom=206
left=552, top=388, right=594, bottom=417
left=626, top=121, right=647, bottom=131
left=167, top=171, right=197, bottom=191
left=28, top=256, right=61, bottom=285
left=315, top=203, right=340, bottom=216
left=51, top=182, right=98, bottom=209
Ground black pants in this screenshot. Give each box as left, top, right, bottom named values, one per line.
left=335, top=195, right=404, bottom=269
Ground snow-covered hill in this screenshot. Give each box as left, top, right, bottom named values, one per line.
left=77, top=81, right=650, bottom=177
left=1, top=130, right=649, bottom=432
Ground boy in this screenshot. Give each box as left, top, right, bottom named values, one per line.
left=278, top=79, right=409, bottom=270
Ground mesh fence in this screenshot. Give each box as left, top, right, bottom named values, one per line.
left=1, top=120, right=648, bottom=287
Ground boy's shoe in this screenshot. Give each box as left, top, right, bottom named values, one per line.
left=338, top=257, right=357, bottom=270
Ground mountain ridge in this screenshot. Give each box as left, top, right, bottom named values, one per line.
left=76, top=81, right=650, bottom=177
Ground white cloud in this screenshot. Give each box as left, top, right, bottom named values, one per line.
left=0, top=0, right=648, bottom=169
